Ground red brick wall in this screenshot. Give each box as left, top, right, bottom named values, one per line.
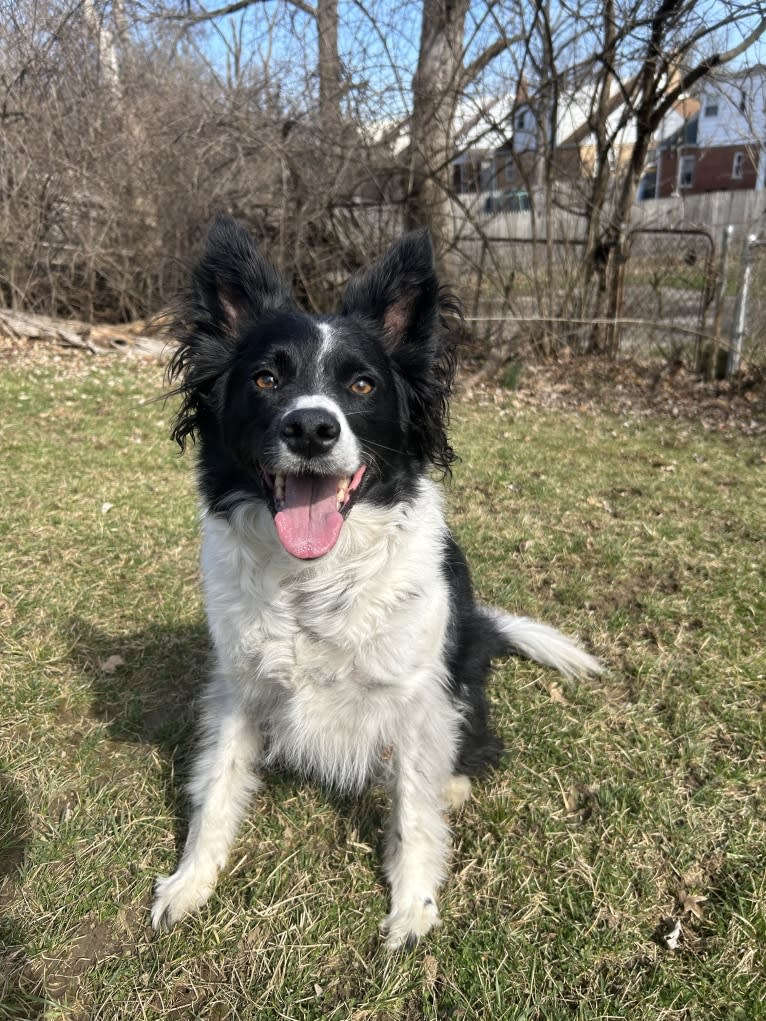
left=658, top=145, right=757, bottom=196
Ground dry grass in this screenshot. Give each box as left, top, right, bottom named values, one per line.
left=1, top=353, right=765, bottom=1020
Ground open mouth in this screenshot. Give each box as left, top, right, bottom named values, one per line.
left=262, top=465, right=367, bottom=560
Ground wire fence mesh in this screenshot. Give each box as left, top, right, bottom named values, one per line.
left=449, top=224, right=766, bottom=374
left=617, top=228, right=715, bottom=360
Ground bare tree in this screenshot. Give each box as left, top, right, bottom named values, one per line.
left=1, top=0, right=764, bottom=357
left=557, top=0, right=766, bottom=349
left=0, top=0, right=294, bottom=317
left=405, top=1, right=527, bottom=271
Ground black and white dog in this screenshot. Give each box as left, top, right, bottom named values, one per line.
left=151, top=216, right=600, bottom=949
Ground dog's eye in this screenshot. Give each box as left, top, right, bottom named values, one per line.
left=350, top=378, right=375, bottom=396
left=254, top=371, right=278, bottom=390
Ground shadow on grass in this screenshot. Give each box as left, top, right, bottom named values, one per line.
left=0, top=774, right=45, bottom=1019
left=67, top=618, right=209, bottom=852
left=70, top=618, right=207, bottom=746
left=67, top=618, right=387, bottom=865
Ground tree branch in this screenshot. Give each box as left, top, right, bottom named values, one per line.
left=461, top=31, right=524, bottom=86
left=160, top=0, right=316, bottom=27
left=652, top=15, right=766, bottom=127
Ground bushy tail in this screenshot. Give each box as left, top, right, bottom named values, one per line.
left=481, top=607, right=602, bottom=680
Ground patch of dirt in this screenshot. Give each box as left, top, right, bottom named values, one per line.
left=460, top=356, right=766, bottom=437
left=21, top=915, right=138, bottom=1001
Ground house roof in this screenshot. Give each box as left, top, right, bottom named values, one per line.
left=453, top=92, right=517, bottom=151
left=555, top=76, right=638, bottom=148
left=362, top=91, right=520, bottom=158
left=659, top=111, right=699, bottom=149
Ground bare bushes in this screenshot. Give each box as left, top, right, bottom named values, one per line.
left=0, top=3, right=360, bottom=320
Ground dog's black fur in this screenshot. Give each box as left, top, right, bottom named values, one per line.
left=167, top=216, right=504, bottom=774
left=152, top=217, right=599, bottom=946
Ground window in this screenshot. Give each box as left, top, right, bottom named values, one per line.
left=704, top=100, right=718, bottom=117
left=679, top=155, right=695, bottom=188
left=739, top=90, right=747, bottom=114
left=639, top=172, right=657, bottom=200
left=516, top=111, right=526, bottom=130
left=504, top=159, right=515, bottom=182
left=732, top=151, right=745, bottom=179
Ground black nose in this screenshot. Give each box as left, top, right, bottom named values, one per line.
left=280, top=407, right=341, bottom=458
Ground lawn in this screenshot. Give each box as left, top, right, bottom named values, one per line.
left=1, top=353, right=764, bottom=1020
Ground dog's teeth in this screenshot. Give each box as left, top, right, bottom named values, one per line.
left=336, top=477, right=350, bottom=511
left=275, top=474, right=285, bottom=500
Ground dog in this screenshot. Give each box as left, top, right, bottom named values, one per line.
left=150, top=216, right=601, bottom=949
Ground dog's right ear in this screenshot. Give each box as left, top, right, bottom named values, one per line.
left=167, top=217, right=292, bottom=450
left=191, top=215, right=293, bottom=335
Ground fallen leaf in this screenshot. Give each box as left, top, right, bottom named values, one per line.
left=423, top=954, right=439, bottom=989
left=548, top=682, right=569, bottom=705
left=677, top=887, right=708, bottom=920
left=99, top=654, right=125, bottom=673
left=563, top=783, right=599, bottom=819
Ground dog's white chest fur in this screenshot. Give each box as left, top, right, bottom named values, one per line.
left=200, top=479, right=456, bottom=790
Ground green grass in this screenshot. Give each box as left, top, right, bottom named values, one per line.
left=1, top=357, right=764, bottom=1020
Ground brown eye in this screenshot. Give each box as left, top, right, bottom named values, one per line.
left=254, top=371, right=278, bottom=390
left=350, top=378, right=374, bottom=395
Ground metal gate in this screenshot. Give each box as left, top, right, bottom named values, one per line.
left=618, top=227, right=716, bottom=359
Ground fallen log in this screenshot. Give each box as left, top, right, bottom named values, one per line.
left=0, top=308, right=98, bottom=352
left=0, top=308, right=169, bottom=358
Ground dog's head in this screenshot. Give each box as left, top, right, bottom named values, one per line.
left=168, top=216, right=457, bottom=559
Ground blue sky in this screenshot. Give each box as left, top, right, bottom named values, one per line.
left=189, top=0, right=764, bottom=116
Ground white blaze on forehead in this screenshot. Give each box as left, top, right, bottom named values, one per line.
left=317, top=321, right=336, bottom=362
left=282, top=394, right=361, bottom=473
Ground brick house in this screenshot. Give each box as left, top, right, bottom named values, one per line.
left=641, top=66, right=766, bottom=198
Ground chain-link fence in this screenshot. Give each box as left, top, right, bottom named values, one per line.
left=451, top=234, right=623, bottom=361
left=728, top=236, right=766, bottom=375
left=617, top=228, right=716, bottom=361
left=455, top=224, right=765, bottom=375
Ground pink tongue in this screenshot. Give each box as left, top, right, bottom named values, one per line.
left=274, top=475, right=343, bottom=559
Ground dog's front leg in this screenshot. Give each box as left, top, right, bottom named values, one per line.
left=380, top=708, right=457, bottom=950
left=151, top=678, right=261, bottom=930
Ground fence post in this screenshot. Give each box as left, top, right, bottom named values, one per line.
left=728, top=233, right=757, bottom=377
left=705, top=224, right=733, bottom=380
left=606, top=223, right=628, bottom=359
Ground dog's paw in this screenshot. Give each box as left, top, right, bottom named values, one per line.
left=442, top=774, right=471, bottom=811
left=380, top=897, right=441, bottom=951
left=151, top=864, right=216, bottom=931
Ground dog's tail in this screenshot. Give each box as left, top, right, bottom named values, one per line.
left=480, top=607, right=602, bottom=679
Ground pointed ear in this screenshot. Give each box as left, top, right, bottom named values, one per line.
left=192, top=215, right=293, bottom=334
left=340, top=230, right=439, bottom=348
left=166, top=217, right=292, bottom=450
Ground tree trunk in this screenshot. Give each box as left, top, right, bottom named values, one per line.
left=579, top=0, right=618, bottom=350
left=406, top=0, right=469, bottom=275
left=317, top=0, right=342, bottom=139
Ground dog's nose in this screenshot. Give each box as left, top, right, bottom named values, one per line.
left=280, top=408, right=341, bottom=458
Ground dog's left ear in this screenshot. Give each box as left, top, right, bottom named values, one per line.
left=192, top=215, right=293, bottom=336
left=340, top=230, right=439, bottom=349
left=341, top=230, right=458, bottom=475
